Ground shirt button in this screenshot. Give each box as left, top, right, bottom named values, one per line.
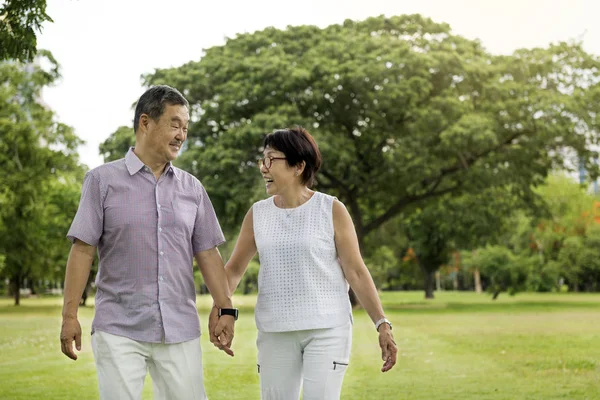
left=159, top=251, right=164, bottom=256
left=159, top=227, right=163, bottom=232
left=159, top=276, right=164, bottom=282
left=157, top=204, right=161, bottom=209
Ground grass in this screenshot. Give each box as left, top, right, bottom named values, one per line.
left=0, top=292, right=599, bottom=399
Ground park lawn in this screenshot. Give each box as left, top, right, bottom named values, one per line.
left=0, top=292, right=599, bottom=399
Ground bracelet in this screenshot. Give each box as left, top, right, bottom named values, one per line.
left=375, top=318, right=392, bottom=332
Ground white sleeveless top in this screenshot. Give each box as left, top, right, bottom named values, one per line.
left=252, top=191, right=353, bottom=332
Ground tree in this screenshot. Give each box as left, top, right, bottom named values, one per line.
left=471, top=245, right=533, bottom=299
left=0, top=0, right=52, bottom=62
left=100, top=125, right=135, bottom=163
left=404, top=185, right=526, bottom=298
left=141, top=15, right=600, bottom=256
left=0, top=51, right=82, bottom=305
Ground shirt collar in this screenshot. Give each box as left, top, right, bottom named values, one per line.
left=125, top=147, right=181, bottom=181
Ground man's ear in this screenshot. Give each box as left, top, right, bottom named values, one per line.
left=138, top=114, right=150, bottom=134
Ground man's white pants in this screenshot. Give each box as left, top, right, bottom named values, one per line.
left=257, top=322, right=352, bottom=400
left=91, top=331, right=207, bottom=400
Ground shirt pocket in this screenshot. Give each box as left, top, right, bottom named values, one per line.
left=172, top=197, right=197, bottom=239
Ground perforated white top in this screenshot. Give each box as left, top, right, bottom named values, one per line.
left=253, top=192, right=353, bottom=332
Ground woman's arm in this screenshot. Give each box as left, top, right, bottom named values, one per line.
left=333, top=199, right=397, bottom=372
left=208, top=207, right=257, bottom=355
left=224, top=207, right=257, bottom=295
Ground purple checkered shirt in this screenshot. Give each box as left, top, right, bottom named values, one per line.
left=67, top=148, right=225, bottom=343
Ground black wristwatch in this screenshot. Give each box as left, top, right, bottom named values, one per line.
left=218, top=308, right=239, bottom=320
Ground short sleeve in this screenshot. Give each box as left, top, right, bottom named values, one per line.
left=66, top=171, right=104, bottom=246
left=191, top=182, right=226, bottom=254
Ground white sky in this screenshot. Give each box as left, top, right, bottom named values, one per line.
left=37, top=0, right=600, bottom=169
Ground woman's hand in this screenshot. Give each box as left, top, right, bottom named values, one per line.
left=378, top=324, right=397, bottom=372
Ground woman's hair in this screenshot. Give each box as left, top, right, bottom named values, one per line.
left=263, top=126, right=322, bottom=187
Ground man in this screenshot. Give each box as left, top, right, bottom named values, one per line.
left=60, top=85, right=236, bottom=400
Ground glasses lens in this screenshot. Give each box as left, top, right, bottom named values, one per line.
left=264, top=157, right=271, bottom=169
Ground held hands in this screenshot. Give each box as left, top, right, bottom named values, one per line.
left=60, top=316, right=82, bottom=360
left=208, top=305, right=235, bottom=357
left=378, top=324, right=397, bottom=372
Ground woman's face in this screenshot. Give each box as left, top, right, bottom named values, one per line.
left=259, top=146, right=299, bottom=195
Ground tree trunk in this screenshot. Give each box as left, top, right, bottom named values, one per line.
left=492, top=291, right=500, bottom=300
left=12, top=275, right=20, bottom=306
left=424, top=270, right=435, bottom=299
left=474, top=268, right=482, bottom=293
left=28, top=278, right=37, bottom=296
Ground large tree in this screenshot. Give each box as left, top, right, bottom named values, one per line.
left=0, top=51, right=82, bottom=305
left=0, top=0, right=52, bottom=62
left=140, top=15, right=600, bottom=251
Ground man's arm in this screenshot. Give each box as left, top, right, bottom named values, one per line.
left=195, top=247, right=233, bottom=309
left=60, top=239, right=96, bottom=361
left=195, top=247, right=235, bottom=356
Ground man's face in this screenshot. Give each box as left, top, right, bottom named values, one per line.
left=145, top=104, right=189, bottom=163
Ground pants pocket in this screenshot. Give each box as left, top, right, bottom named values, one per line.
left=332, top=361, right=349, bottom=371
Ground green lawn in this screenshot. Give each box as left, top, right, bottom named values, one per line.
left=1, top=292, right=599, bottom=399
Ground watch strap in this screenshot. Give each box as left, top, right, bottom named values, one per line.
left=375, top=317, right=392, bottom=331
left=218, top=308, right=239, bottom=321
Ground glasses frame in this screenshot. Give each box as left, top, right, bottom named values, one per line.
left=257, top=156, right=286, bottom=170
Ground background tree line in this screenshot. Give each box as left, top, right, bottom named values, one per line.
left=2, top=9, right=600, bottom=304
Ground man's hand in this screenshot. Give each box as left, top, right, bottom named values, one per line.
left=208, top=306, right=235, bottom=357
left=60, top=316, right=82, bottom=360
left=378, top=324, right=397, bottom=372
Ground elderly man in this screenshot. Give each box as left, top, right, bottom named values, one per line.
left=60, top=85, right=236, bottom=400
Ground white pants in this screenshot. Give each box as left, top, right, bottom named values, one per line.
left=91, top=331, right=207, bottom=400
left=257, top=323, right=352, bottom=400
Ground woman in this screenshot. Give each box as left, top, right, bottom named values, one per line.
left=210, top=126, right=397, bottom=399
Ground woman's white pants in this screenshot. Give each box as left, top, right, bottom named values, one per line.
left=257, top=322, right=352, bottom=400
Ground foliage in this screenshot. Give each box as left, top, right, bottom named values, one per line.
left=140, top=14, right=600, bottom=251
left=0, top=51, right=83, bottom=304
left=0, top=0, right=52, bottom=62
left=99, top=125, right=135, bottom=163
left=473, top=245, right=533, bottom=299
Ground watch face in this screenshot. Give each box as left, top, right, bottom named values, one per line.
left=219, top=308, right=238, bottom=320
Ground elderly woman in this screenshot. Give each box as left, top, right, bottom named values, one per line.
left=210, top=126, right=397, bottom=400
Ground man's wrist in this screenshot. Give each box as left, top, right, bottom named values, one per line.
left=218, top=308, right=239, bottom=320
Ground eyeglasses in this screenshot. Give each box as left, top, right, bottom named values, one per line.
left=257, top=156, right=286, bottom=170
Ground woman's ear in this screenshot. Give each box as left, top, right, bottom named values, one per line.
left=297, top=161, right=306, bottom=176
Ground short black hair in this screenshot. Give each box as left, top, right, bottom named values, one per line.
left=263, top=126, right=322, bottom=187
left=134, top=85, right=189, bottom=133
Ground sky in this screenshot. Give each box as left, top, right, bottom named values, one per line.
left=37, top=0, right=600, bottom=169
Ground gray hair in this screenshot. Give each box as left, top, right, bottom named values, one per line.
left=134, top=85, right=189, bottom=133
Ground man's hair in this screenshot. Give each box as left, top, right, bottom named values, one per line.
left=263, top=126, right=322, bottom=188
left=133, top=85, right=189, bottom=133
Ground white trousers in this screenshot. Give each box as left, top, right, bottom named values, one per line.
left=257, top=323, right=353, bottom=400
left=91, top=331, right=207, bottom=400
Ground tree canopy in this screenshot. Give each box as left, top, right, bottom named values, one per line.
left=0, top=0, right=51, bottom=62
left=0, top=51, right=83, bottom=304
left=139, top=14, right=600, bottom=248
